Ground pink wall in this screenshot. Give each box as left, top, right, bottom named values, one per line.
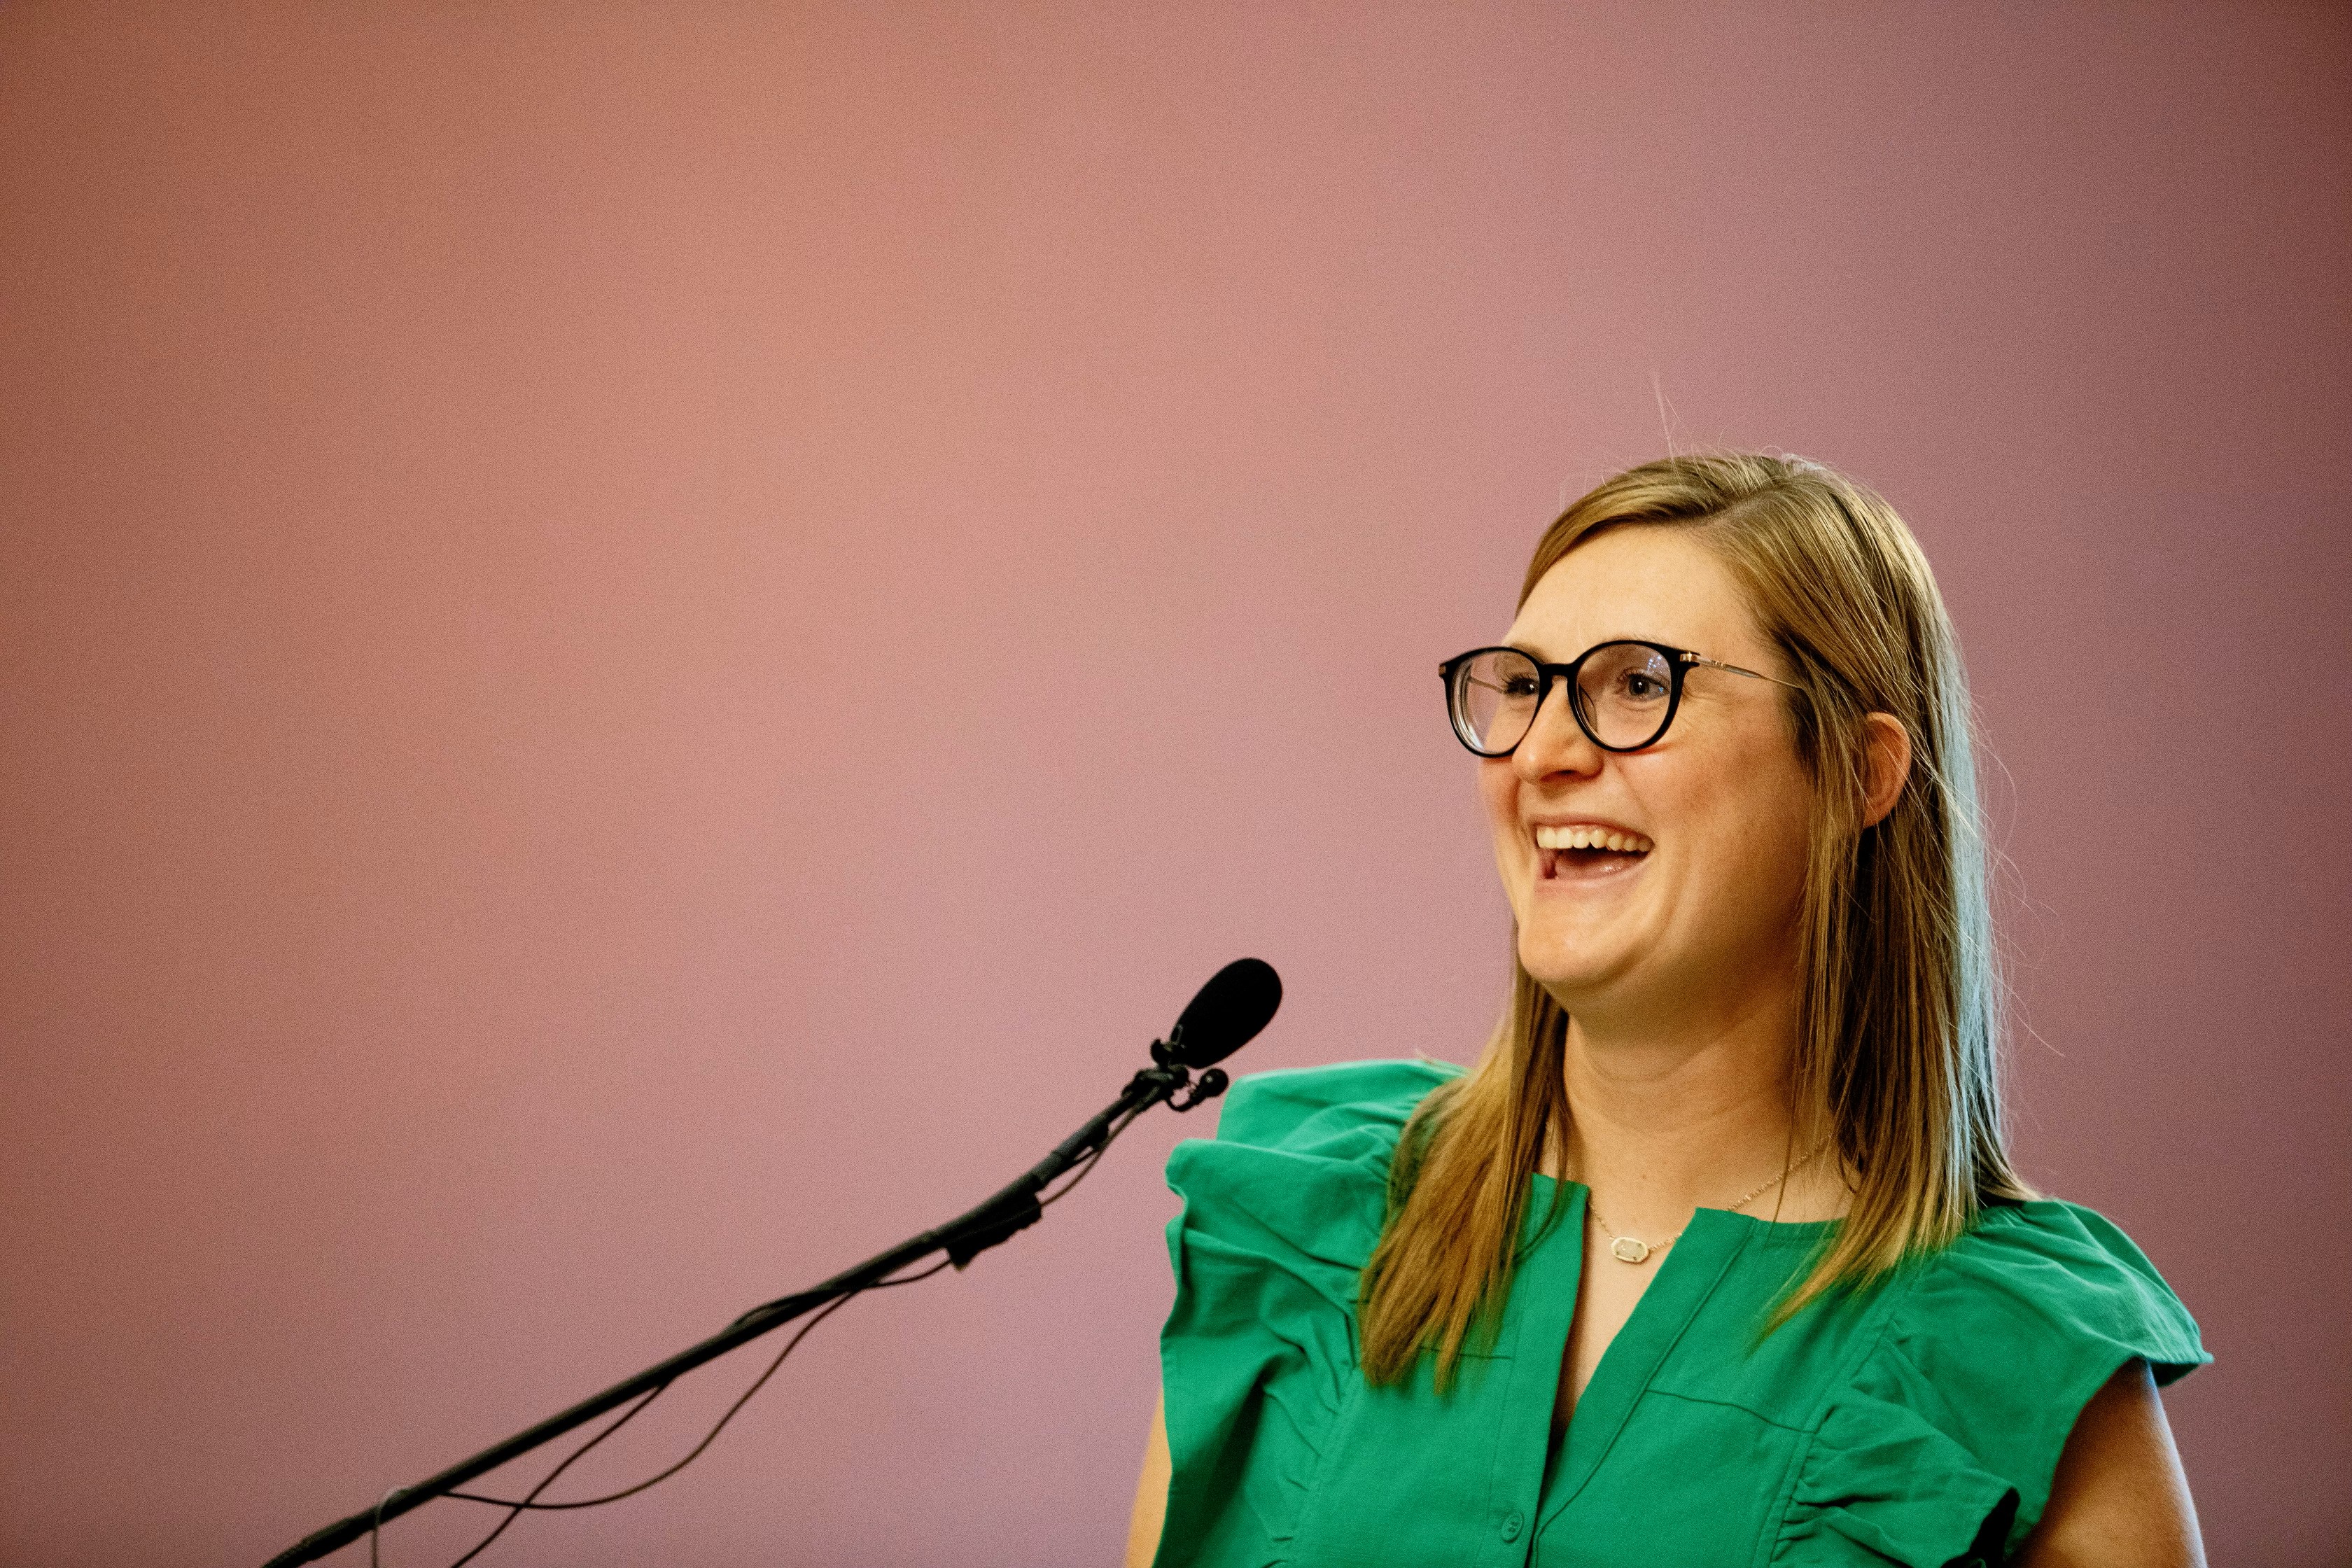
left=4, top=4, right=2346, bottom=1564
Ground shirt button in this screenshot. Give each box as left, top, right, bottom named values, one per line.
left=1501, top=1509, right=1525, bottom=1541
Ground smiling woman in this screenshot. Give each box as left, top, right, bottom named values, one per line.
left=1127, top=455, right=2210, bottom=1567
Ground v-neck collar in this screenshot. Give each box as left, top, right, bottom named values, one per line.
left=1527, top=1176, right=1755, bottom=1524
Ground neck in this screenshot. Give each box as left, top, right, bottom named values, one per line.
left=1546, top=974, right=1846, bottom=1228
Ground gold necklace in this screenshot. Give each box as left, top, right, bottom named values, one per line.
left=1583, top=1139, right=1831, bottom=1265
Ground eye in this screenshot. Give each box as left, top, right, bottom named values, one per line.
left=1621, top=671, right=1667, bottom=700
left=1500, top=673, right=1541, bottom=698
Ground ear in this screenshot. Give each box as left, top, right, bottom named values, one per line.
left=1859, top=712, right=1912, bottom=828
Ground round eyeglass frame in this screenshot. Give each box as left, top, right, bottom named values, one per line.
left=1437, top=640, right=1805, bottom=757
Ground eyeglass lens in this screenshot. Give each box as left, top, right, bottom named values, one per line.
left=1451, top=644, right=1676, bottom=754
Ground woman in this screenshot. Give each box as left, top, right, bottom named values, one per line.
left=1125, top=455, right=2208, bottom=1567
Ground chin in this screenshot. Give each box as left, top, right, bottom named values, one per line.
left=1514, top=927, right=1625, bottom=997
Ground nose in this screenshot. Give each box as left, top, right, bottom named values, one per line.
left=1513, top=677, right=1602, bottom=783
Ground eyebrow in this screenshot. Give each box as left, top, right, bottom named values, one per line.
left=1504, top=636, right=1661, bottom=662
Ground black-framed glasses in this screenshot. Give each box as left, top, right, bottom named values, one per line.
left=1438, top=640, right=1804, bottom=757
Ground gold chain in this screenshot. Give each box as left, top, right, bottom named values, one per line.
left=1583, top=1139, right=1832, bottom=1266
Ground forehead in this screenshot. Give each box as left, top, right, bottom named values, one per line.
left=1504, top=525, right=1760, bottom=658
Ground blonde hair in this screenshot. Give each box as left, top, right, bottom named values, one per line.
left=1358, top=453, right=2033, bottom=1388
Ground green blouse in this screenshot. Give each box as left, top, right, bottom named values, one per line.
left=1155, top=1060, right=2208, bottom=1568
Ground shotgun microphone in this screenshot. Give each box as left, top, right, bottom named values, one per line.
left=1157, top=957, right=1282, bottom=1070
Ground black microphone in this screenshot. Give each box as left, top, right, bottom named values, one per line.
left=1159, top=957, right=1282, bottom=1069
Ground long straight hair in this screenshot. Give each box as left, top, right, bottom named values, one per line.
left=1359, top=454, right=2032, bottom=1388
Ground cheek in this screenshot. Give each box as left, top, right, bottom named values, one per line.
left=1476, top=762, right=1526, bottom=898
left=1476, top=760, right=1517, bottom=830
left=1663, top=733, right=1814, bottom=916
left=1704, top=767, right=1814, bottom=915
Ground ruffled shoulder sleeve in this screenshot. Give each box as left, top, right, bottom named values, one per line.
left=1155, top=1058, right=1459, bottom=1568
left=1777, top=1199, right=2211, bottom=1567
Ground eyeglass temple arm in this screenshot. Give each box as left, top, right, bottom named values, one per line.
left=1677, top=652, right=1807, bottom=693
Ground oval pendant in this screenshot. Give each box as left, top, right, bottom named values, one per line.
left=1610, top=1236, right=1651, bottom=1264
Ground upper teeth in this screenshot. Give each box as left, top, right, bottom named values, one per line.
left=1534, top=825, right=1653, bottom=853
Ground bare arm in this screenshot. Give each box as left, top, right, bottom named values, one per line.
left=1124, top=1391, right=1171, bottom=1568
left=2015, top=1359, right=2204, bottom=1568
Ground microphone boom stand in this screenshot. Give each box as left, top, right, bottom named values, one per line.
left=261, top=1051, right=1227, bottom=1568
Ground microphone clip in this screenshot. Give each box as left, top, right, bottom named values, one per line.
left=1150, top=1022, right=1231, bottom=1112
left=1166, top=1067, right=1228, bottom=1113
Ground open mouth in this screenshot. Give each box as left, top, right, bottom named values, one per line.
left=1533, top=824, right=1653, bottom=882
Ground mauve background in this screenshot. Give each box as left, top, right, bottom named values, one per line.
left=2, top=4, right=2346, bottom=1565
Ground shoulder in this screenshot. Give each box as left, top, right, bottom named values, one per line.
left=1896, top=1198, right=2209, bottom=1386
left=1777, top=1197, right=2209, bottom=1563
left=1162, top=1058, right=1462, bottom=1252
left=1156, top=1058, right=1462, bottom=1299
left=1208, top=1056, right=1464, bottom=1154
